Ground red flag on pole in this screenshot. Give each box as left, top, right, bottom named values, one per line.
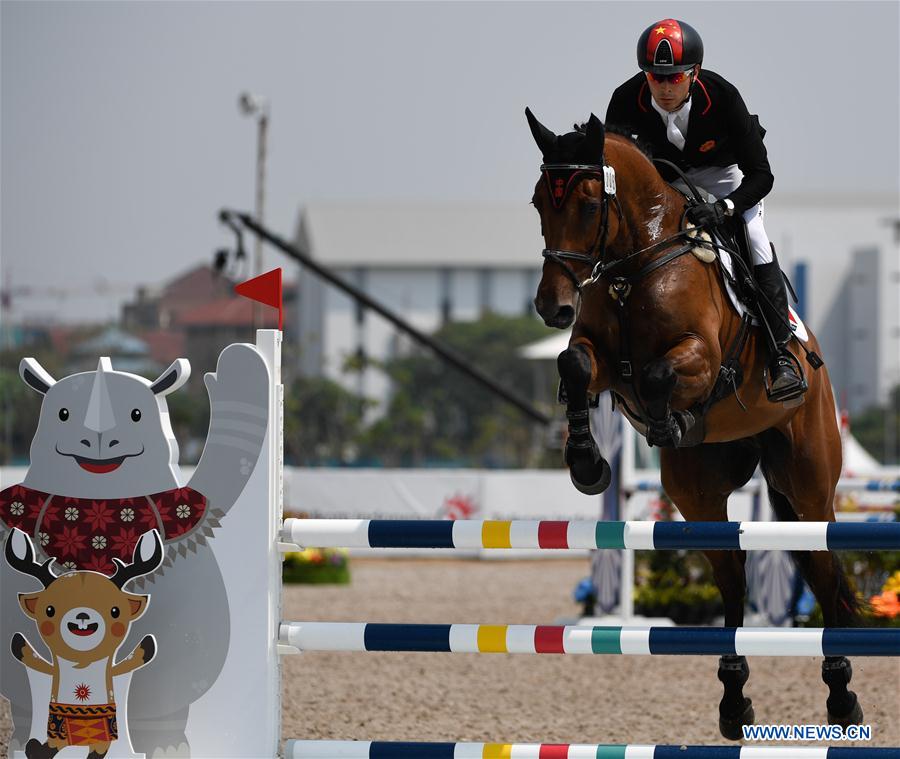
left=235, top=268, right=283, bottom=330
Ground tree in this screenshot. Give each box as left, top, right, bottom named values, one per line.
left=358, top=314, right=554, bottom=467
left=0, top=347, right=63, bottom=465
left=851, top=384, right=900, bottom=466
left=283, top=376, right=372, bottom=465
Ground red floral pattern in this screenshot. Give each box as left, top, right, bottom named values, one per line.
left=1, top=484, right=207, bottom=576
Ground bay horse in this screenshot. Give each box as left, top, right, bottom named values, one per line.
left=526, top=108, right=861, bottom=739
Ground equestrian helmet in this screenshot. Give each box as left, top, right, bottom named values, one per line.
left=637, top=19, right=703, bottom=74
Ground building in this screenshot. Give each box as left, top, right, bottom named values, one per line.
left=120, top=264, right=295, bottom=375
left=294, top=202, right=543, bottom=407
left=292, top=195, right=899, bottom=414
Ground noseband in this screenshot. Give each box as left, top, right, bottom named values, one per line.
left=540, top=161, right=621, bottom=291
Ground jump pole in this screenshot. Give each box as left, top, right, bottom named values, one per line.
left=279, top=621, right=900, bottom=657
left=281, top=518, right=900, bottom=552
left=285, top=742, right=900, bottom=758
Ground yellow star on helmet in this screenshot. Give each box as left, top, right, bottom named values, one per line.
left=654, top=26, right=667, bottom=35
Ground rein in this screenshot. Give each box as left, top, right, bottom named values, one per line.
left=537, top=156, right=755, bottom=439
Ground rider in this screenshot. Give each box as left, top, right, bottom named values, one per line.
left=605, top=18, right=805, bottom=402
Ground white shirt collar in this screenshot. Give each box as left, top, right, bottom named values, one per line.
left=651, top=95, right=691, bottom=150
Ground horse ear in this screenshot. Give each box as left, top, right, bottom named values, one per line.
left=525, top=107, right=557, bottom=158
left=584, top=113, right=606, bottom=161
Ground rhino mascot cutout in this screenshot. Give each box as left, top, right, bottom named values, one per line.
left=1, top=342, right=269, bottom=757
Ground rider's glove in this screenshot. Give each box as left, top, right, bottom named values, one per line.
left=686, top=200, right=728, bottom=228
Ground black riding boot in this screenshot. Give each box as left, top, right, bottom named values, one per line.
left=753, top=261, right=807, bottom=402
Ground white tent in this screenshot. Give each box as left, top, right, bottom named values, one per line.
left=519, top=330, right=571, bottom=360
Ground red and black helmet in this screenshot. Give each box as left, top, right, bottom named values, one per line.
left=637, top=19, right=703, bottom=74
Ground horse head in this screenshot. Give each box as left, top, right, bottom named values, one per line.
left=528, top=109, right=626, bottom=328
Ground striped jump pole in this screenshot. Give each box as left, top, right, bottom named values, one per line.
left=626, top=477, right=900, bottom=493
left=278, top=622, right=900, bottom=657
left=281, top=518, right=900, bottom=551
left=286, top=741, right=900, bottom=758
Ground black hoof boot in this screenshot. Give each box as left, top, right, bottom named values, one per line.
left=823, top=656, right=864, bottom=727
left=718, top=654, right=754, bottom=741
left=719, top=697, right=755, bottom=741
left=646, top=415, right=681, bottom=448
left=565, top=435, right=612, bottom=495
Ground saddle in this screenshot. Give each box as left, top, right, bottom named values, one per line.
left=670, top=181, right=758, bottom=306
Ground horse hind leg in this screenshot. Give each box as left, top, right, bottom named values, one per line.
left=767, top=485, right=864, bottom=727
left=557, top=344, right=611, bottom=494
left=661, top=444, right=759, bottom=740
left=701, top=546, right=756, bottom=740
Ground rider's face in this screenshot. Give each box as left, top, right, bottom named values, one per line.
left=645, top=66, right=697, bottom=112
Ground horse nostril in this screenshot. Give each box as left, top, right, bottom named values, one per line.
left=80, top=439, right=91, bottom=448
left=109, top=440, right=119, bottom=448
left=556, top=305, right=575, bottom=325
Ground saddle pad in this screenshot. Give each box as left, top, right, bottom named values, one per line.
left=715, top=245, right=809, bottom=343
left=678, top=196, right=810, bottom=346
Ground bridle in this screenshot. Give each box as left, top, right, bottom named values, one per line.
left=539, top=158, right=704, bottom=295
left=539, top=161, right=621, bottom=292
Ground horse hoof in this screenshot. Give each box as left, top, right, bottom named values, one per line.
left=828, top=691, right=863, bottom=727
left=569, top=457, right=611, bottom=495
left=719, top=698, right=754, bottom=741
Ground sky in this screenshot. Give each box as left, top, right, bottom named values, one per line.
left=1, top=1, right=898, bottom=324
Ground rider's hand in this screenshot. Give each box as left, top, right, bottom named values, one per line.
left=686, top=200, right=728, bottom=228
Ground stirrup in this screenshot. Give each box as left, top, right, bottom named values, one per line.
left=764, top=351, right=807, bottom=403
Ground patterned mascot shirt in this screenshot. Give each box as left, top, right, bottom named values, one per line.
left=0, top=483, right=207, bottom=574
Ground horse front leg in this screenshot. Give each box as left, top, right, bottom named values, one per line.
left=557, top=340, right=611, bottom=495
left=640, top=336, right=715, bottom=447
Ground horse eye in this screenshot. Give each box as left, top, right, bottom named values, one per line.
left=58, top=408, right=69, bottom=421
left=111, top=606, right=120, bottom=618
left=131, top=409, right=141, bottom=422
left=45, top=605, right=55, bottom=618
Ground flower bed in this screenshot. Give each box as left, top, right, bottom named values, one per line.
left=283, top=547, right=351, bottom=585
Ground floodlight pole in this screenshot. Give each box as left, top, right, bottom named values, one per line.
left=238, top=92, right=270, bottom=326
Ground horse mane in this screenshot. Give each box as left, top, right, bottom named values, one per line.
left=570, top=121, right=652, bottom=160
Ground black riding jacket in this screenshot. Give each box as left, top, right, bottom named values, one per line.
left=605, top=69, right=774, bottom=215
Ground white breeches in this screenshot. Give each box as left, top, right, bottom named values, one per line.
left=683, top=164, right=774, bottom=265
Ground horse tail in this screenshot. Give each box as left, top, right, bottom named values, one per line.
left=766, top=485, right=864, bottom=627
